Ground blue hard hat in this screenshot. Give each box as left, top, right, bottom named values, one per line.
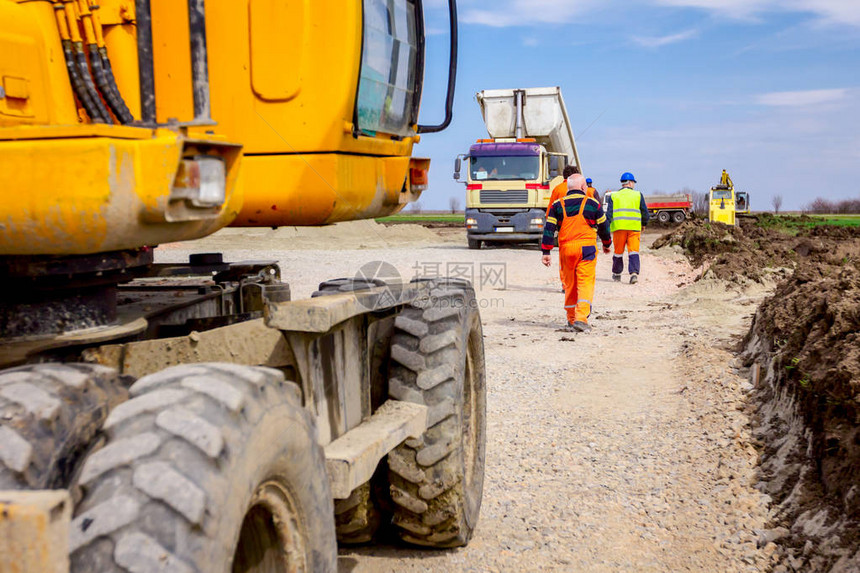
left=586, top=178, right=593, bottom=184
left=620, top=172, right=636, bottom=183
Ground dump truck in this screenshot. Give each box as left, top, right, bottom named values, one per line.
left=0, top=1, right=487, bottom=572
left=709, top=170, right=750, bottom=225
left=454, top=87, right=582, bottom=249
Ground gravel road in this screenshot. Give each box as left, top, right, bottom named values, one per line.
left=160, top=222, right=779, bottom=572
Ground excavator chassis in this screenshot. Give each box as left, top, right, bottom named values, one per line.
left=0, top=253, right=486, bottom=571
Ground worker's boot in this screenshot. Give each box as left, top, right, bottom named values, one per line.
left=629, top=274, right=639, bottom=284
left=573, top=321, right=591, bottom=333
left=612, top=273, right=621, bottom=282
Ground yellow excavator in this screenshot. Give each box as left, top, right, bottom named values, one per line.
left=709, top=169, right=750, bottom=225
left=0, top=2, right=486, bottom=572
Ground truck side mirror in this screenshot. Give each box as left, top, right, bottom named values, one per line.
left=548, top=156, right=559, bottom=178
left=454, top=157, right=461, bottom=180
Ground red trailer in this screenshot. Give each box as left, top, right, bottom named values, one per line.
left=602, top=192, right=693, bottom=224
left=646, top=193, right=692, bottom=224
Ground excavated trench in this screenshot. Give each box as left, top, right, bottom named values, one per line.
left=656, top=217, right=860, bottom=572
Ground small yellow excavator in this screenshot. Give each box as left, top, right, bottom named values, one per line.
left=709, top=169, right=750, bottom=225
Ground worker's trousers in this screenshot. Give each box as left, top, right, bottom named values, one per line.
left=612, top=230, right=641, bottom=275
left=560, top=240, right=597, bottom=324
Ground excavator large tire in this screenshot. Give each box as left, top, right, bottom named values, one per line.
left=69, top=363, right=337, bottom=573
left=387, top=278, right=487, bottom=547
left=333, top=480, right=382, bottom=545
left=0, top=363, right=127, bottom=490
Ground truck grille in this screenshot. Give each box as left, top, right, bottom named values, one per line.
left=480, top=190, right=528, bottom=204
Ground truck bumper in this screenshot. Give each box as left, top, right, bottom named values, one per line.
left=465, top=208, right=544, bottom=242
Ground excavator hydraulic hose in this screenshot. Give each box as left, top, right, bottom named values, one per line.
left=62, top=1, right=112, bottom=123
left=53, top=3, right=103, bottom=123
left=78, top=0, right=134, bottom=123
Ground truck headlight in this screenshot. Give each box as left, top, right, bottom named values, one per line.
left=466, top=217, right=477, bottom=229
left=530, top=217, right=544, bottom=227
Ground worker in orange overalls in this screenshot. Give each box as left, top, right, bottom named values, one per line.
left=547, top=165, right=580, bottom=291
left=541, top=176, right=612, bottom=332
left=547, top=166, right=596, bottom=291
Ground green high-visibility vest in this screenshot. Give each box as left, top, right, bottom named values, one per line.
left=610, top=188, right=643, bottom=232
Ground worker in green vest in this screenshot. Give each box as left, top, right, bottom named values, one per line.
left=606, top=172, right=650, bottom=284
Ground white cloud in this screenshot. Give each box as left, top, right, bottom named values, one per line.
left=756, top=88, right=849, bottom=106
left=459, top=0, right=598, bottom=27
left=448, top=0, right=860, bottom=28
left=631, top=28, right=699, bottom=47
left=522, top=36, right=539, bottom=46
left=655, top=0, right=860, bottom=27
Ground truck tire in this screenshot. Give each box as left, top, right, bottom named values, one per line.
left=657, top=210, right=671, bottom=224
left=0, top=363, right=127, bottom=490
left=672, top=211, right=686, bottom=224
left=334, top=480, right=381, bottom=544
left=467, top=238, right=482, bottom=250
left=387, top=279, right=486, bottom=547
left=312, top=277, right=386, bottom=297
left=69, top=363, right=337, bottom=573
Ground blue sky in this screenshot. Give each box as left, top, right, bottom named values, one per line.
left=414, top=0, right=860, bottom=211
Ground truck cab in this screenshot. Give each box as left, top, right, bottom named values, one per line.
left=457, top=87, right=580, bottom=249
left=457, top=139, right=567, bottom=249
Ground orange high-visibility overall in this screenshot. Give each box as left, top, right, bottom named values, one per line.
left=548, top=180, right=598, bottom=286
left=612, top=229, right=641, bottom=257
left=558, top=197, right=598, bottom=325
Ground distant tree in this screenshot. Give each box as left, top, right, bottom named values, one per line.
left=448, top=196, right=461, bottom=213
left=688, top=188, right=708, bottom=216
left=806, top=197, right=834, bottom=214
left=835, top=198, right=860, bottom=214
left=771, top=194, right=783, bottom=214
left=410, top=201, right=423, bottom=214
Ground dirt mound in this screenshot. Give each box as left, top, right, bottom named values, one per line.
left=740, top=257, right=860, bottom=571
left=652, top=219, right=795, bottom=281
left=652, top=218, right=858, bottom=283
left=658, top=215, right=860, bottom=570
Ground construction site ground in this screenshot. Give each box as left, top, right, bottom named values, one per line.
left=158, top=219, right=855, bottom=572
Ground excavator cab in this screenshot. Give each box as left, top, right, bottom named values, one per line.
left=709, top=170, right=739, bottom=225
left=736, top=191, right=750, bottom=214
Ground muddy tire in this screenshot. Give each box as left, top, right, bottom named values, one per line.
left=467, top=238, right=482, bottom=250
left=657, top=210, right=671, bottom=224
left=333, top=481, right=382, bottom=545
left=387, top=278, right=486, bottom=547
left=0, top=363, right=127, bottom=490
left=672, top=210, right=686, bottom=224
left=68, top=363, right=337, bottom=573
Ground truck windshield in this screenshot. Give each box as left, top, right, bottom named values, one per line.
left=712, top=189, right=733, bottom=200
left=470, top=156, right=540, bottom=181
left=356, top=0, right=419, bottom=137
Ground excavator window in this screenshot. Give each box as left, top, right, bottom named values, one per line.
left=357, top=0, right=420, bottom=137
left=712, top=189, right=732, bottom=200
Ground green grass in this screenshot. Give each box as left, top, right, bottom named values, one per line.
left=755, top=213, right=860, bottom=232
left=806, top=214, right=860, bottom=227
left=376, top=214, right=463, bottom=223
